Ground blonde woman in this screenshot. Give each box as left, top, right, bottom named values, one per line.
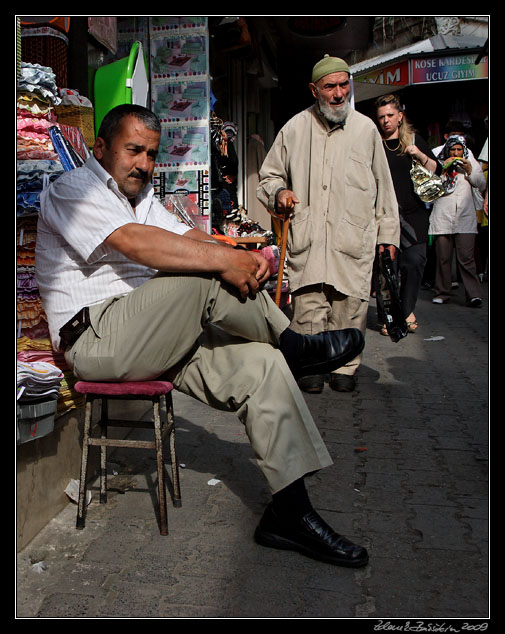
left=374, top=94, right=441, bottom=332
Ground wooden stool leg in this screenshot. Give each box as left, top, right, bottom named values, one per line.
left=153, top=397, right=168, bottom=536
left=99, top=397, right=108, bottom=504
left=76, top=398, right=92, bottom=529
left=166, top=393, right=181, bottom=507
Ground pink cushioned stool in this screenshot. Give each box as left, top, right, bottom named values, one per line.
left=74, top=380, right=181, bottom=536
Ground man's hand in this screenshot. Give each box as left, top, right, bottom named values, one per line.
left=105, top=223, right=271, bottom=299
left=274, top=189, right=299, bottom=219
left=185, top=229, right=271, bottom=297
left=249, top=250, right=271, bottom=285
left=378, top=244, right=397, bottom=261
left=219, top=248, right=271, bottom=299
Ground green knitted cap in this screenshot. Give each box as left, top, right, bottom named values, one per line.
left=311, top=54, right=350, bottom=83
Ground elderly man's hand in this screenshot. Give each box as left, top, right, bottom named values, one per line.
left=378, top=243, right=397, bottom=261
left=274, top=189, right=298, bottom=219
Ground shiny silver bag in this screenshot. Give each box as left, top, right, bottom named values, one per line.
left=410, top=159, right=445, bottom=203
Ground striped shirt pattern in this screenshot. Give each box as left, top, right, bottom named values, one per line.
left=35, top=155, right=191, bottom=350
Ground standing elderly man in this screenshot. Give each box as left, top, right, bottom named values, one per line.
left=36, top=104, right=369, bottom=567
left=258, top=55, right=400, bottom=393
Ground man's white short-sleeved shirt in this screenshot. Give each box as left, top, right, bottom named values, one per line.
left=35, top=155, right=192, bottom=350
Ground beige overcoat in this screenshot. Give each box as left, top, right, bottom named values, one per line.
left=257, top=104, right=400, bottom=301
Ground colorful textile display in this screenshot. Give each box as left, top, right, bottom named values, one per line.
left=16, top=62, right=86, bottom=416
left=17, top=217, right=48, bottom=338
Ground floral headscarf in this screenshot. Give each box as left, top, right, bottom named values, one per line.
left=439, top=135, right=469, bottom=194
left=439, top=134, right=469, bottom=161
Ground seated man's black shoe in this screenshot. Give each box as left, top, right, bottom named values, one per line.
left=298, top=375, right=324, bottom=394
left=254, top=503, right=369, bottom=568
left=279, top=328, right=364, bottom=380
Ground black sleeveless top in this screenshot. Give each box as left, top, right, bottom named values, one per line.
left=382, top=134, right=441, bottom=245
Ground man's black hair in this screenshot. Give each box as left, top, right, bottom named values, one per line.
left=97, top=104, right=161, bottom=146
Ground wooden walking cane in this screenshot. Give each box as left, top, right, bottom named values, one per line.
left=274, top=199, right=292, bottom=307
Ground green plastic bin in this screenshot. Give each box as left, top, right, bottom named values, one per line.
left=93, top=41, right=149, bottom=135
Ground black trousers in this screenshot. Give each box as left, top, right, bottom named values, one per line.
left=375, top=242, right=427, bottom=323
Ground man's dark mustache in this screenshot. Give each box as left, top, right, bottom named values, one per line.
left=130, top=169, right=148, bottom=179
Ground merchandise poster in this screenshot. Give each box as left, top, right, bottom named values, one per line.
left=152, top=80, right=209, bottom=123
left=108, top=17, right=150, bottom=62
left=150, top=33, right=208, bottom=80
left=150, top=17, right=211, bottom=227
left=150, top=16, right=207, bottom=34
left=153, top=168, right=210, bottom=224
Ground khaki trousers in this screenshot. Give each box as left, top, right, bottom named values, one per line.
left=65, top=273, right=333, bottom=493
left=291, top=284, right=368, bottom=376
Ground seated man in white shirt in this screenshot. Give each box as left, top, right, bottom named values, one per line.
left=36, top=104, right=368, bottom=568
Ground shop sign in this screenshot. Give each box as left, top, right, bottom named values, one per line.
left=411, top=54, right=488, bottom=84
left=354, top=60, right=409, bottom=87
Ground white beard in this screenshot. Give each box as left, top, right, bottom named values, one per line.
left=318, top=95, right=350, bottom=125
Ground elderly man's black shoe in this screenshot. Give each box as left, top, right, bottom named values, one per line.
left=254, top=503, right=369, bottom=568
left=280, top=328, right=364, bottom=380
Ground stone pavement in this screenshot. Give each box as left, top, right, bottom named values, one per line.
left=16, top=282, right=489, bottom=621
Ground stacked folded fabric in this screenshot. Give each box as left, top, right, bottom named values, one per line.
left=17, top=337, right=85, bottom=414
left=17, top=159, right=64, bottom=216
left=17, top=360, right=63, bottom=402
left=17, top=62, right=64, bottom=220
left=17, top=63, right=61, bottom=163
left=17, top=91, right=53, bottom=118
left=18, top=62, right=61, bottom=107
left=17, top=217, right=49, bottom=339
left=17, top=115, right=59, bottom=161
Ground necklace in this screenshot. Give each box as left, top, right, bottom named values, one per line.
left=383, top=138, right=401, bottom=152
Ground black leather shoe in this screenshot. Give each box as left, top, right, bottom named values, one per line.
left=329, top=373, right=356, bottom=393
left=298, top=375, right=324, bottom=393
left=254, top=504, right=369, bottom=567
left=280, top=328, right=364, bottom=380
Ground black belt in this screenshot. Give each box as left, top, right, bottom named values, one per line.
left=59, top=307, right=90, bottom=349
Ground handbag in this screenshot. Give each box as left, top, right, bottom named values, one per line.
left=410, top=159, right=445, bottom=203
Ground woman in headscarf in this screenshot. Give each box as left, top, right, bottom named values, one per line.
left=429, top=135, right=486, bottom=307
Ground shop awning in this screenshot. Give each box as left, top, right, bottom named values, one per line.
left=350, top=34, right=488, bottom=102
